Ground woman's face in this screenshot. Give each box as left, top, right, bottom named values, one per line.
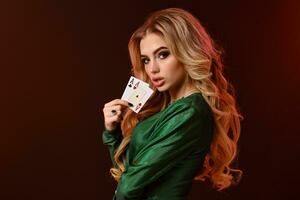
left=140, top=33, right=187, bottom=92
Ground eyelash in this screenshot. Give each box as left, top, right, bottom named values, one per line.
left=142, top=51, right=170, bottom=65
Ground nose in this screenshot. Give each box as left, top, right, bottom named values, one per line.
left=149, top=59, right=160, bottom=73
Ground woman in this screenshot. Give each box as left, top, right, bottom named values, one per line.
left=102, top=7, right=243, bottom=200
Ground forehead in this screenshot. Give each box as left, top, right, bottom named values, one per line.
left=140, top=33, right=167, bottom=55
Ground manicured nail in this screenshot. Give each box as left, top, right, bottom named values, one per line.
left=128, top=102, right=133, bottom=107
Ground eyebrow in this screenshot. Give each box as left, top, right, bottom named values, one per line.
left=140, top=46, right=168, bottom=58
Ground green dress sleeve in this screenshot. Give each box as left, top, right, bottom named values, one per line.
left=115, top=103, right=211, bottom=200
left=102, top=124, right=123, bottom=168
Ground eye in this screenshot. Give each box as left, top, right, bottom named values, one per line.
left=158, top=51, right=170, bottom=59
left=141, top=58, right=150, bottom=65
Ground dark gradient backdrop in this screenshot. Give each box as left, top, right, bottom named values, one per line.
left=1, top=0, right=299, bottom=200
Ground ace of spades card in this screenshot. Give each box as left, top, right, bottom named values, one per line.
left=121, top=76, right=153, bottom=113
left=121, top=76, right=149, bottom=100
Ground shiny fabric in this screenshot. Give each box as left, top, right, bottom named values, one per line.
left=102, top=93, right=214, bottom=200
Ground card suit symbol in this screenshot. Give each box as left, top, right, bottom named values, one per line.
left=133, top=81, right=139, bottom=90
left=129, top=78, right=134, bottom=87
left=135, top=103, right=142, bottom=111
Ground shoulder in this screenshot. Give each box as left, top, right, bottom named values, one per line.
left=151, top=93, right=214, bottom=139
left=163, top=93, right=213, bottom=119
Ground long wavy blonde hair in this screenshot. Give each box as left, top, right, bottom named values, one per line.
left=109, top=7, right=243, bottom=191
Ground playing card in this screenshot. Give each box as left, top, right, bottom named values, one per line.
left=121, top=76, right=153, bottom=113
left=121, top=76, right=149, bottom=100
left=130, top=85, right=154, bottom=113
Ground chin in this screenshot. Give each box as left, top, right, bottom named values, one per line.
left=156, top=88, right=164, bottom=92
left=156, top=85, right=169, bottom=92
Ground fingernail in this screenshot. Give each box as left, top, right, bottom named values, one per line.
left=128, top=102, right=133, bottom=107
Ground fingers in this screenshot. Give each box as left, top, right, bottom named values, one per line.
left=103, top=105, right=120, bottom=117
left=104, top=113, right=122, bottom=130
left=102, top=99, right=133, bottom=130
left=104, top=99, right=133, bottom=109
left=107, top=111, right=122, bottom=123
left=103, top=99, right=132, bottom=119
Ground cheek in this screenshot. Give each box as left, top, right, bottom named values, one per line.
left=143, top=66, right=150, bottom=76
left=163, top=59, right=185, bottom=79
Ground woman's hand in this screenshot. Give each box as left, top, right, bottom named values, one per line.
left=103, top=99, right=132, bottom=132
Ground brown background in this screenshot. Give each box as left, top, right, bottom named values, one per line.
left=1, top=0, right=299, bottom=199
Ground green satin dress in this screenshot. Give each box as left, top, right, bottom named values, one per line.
left=102, top=92, right=214, bottom=200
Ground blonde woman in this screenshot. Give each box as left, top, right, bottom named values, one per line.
left=102, top=7, right=243, bottom=200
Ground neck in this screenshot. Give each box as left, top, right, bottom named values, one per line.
left=168, top=78, right=199, bottom=104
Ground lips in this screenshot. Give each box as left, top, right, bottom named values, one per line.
left=151, top=77, right=165, bottom=87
